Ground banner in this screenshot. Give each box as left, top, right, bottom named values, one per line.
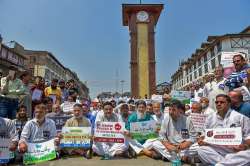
left=94, top=122, right=125, bottom=143
left=171, top=91, right=191, bottom=104
left=151, top=94, right=163, bottom=103
left=62, top=102, right=76, bottom=113
left=190, top=113, right=207, bottom=132
left=23, top=139, right=56, bottom=165
left=0, top=138, right=12, bottom=164
left=130, top=120, right=157, bottom=140
left=60, top=127, right=91, bottom=148
left=48, top=116, right=72, bottom=132
left=204, top=127, right=242, bottom=146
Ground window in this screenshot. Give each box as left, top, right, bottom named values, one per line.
left=189, top=75, right=192, bottom=82
left=204, top=54, right=207, bottom=62
left=211, top=58, right=216, bottom=69
left=198, top=59, right=201, bottom=66
left=204, top=64, right=208, bottom=73
left=199, top=68, right=202, bottom=76
left=211, top=49, right=215, bottom=57
left=217, top=42, right=222, bottom=52
left=218, top=54, right=221, bottom=64
left=194, top=71, right=197, bottom=79
left=187, top=77, right=189, bottom=83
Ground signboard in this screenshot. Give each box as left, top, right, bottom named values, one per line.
left=151, top=94, right=163, bottom=103
left=171, top=91, right=191, bottom=104
left=204, top=127, right=242, bottom=146
left=190, top=113, right=207, bottom=132
left=130, top=120, right=157, bottom=140
left=94, top=122, right=125, bottom=143
left=60, top=127, right=91, bottom=148
left=62, top=102, right=75, bottom=113
left=47, top=116, right=72, bottom=132
left=32, top=89, right=43, bottom=101
left=0, top=138, right=12, bottom=164
left=23, top=139, right=56, bottom=165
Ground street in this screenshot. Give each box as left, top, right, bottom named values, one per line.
left=36, top=156, right=190, bottom=166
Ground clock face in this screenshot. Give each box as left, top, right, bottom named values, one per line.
left=136, top=11, right=149, bottom=22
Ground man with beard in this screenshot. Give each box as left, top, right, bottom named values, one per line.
left=126, top=100, right=153, bottom=157
left=93, top=101, right=129, bottom=160
left=19, top=103, right=57, bottom=153
left=59, top=80, right=68, bottom=103
left=152, top=102, right=198, bottom=163
left=61, top=104, right=92, bottom=158
left=44, top=79, right=62, bottom=104
left=197, top=94, right=250, bottom=166
left=199, top=97, right=216, bottom=115
left=13, top=105, right=29, bottom=140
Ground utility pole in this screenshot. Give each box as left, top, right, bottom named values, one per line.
left=115, top=69, right=119, bottom=93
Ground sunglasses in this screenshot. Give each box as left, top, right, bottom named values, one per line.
left=215, top=101, right=226, bottom=104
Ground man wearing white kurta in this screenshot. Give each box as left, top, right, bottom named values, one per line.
left=203, top=65, right=228, bottom=110
left=152, top=102, right=198, bottom=161
left=92, top=101, right=128, bottom=159
left=197, top=94, right=250, bottom=166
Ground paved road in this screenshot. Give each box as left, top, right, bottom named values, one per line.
left=36, top=156, right=190, bottom=166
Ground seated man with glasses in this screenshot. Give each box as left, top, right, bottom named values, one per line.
left=197, top=94, right=250, bottom=166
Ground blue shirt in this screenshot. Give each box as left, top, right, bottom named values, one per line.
left=234, top=102, right=250, bottom=118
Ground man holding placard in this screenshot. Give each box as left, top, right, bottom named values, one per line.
left=197, top=94, right=250, bottom=166
left=18, top=103, right=58, bottom=164
left=93, top=101, right=129, bottom=160
left=60, top=103, right=92, bottom=158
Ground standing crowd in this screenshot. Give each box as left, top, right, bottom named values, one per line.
left=0, top=53, right=250, bottom=166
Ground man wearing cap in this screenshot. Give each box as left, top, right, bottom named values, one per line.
left=44, top=79, right=62, bottom=104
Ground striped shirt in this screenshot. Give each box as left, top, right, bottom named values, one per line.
left=20, top=118, right=57, bottom=143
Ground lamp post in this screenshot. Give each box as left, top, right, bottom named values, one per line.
left=120, top=80, right=125, bottom=96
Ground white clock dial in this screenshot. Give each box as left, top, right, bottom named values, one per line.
left=136, top=11, right=149, bottom=22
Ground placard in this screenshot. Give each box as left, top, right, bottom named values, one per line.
left=60, top=127, right=91, bottom=148
left=23, top=139, right=56, bottom=165
left=32, top=89, right=43, bottom=101
left=190, top=113, right=207, bottom=132
left=171, top=91, right=191, bottom=104
left=151, top=94, right=163, bottom=103
left=62, top=101, right=76, bottom=113
left=204, top=127, right=242, bottom=145
left=94, top=122, right=125, bottom=143
left=130, top=120, right=157, bottom=140
left=0, top=138, right=11, bottom=164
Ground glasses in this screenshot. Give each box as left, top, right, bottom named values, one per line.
left=233, top=60, right=241, bottom=64
left=215, top=101, right=226, bottom=104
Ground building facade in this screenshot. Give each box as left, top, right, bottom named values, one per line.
left=0, top=41, right=26, bottom=75
left=171, top=26, right=250, bottom=90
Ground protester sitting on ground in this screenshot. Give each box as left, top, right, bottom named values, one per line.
left=152, top=101, right=198, bottom=163
left=125, top=100, right=153, bottom=158
left=82, top=103, right=96, bottom=128
left=228, top=90, right=250, bottom=118
left=185, top=102, right=202, bottom=116
left=12, top=105, right=29, bottom=140
left=44, top=78, right=62, bottom=104
left=59, top=80, right=68, bottom=103
left=197, top=94, right=250, bottom=166
left=199, top=97, right=215, bottom=115
left=19, top=103, right=57, bottom=153
left=93, top=101, right=129, bottom=160
left=60, top=103, right=92, bottom=158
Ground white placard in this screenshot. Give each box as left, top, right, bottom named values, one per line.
left=190, top=113, right=207, bottom=132
left=151, top=95, right=163, bottom=103
left=204, top=127, right=242, bottom=145
left=32, top=89, right=43, bottom=101
left=62, top=102, right=76, bottom=113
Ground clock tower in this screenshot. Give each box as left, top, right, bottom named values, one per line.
left=122, top=4, right=164, bottom=98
